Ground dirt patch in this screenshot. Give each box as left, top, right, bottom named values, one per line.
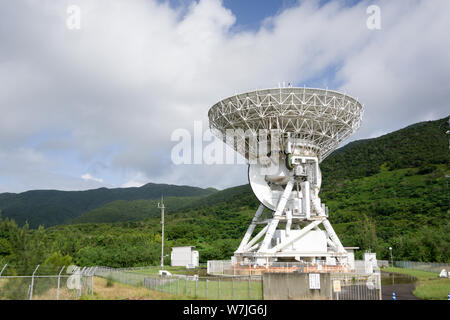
left=89, top=277, right=190, bottom=300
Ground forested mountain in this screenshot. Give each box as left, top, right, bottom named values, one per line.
left=73, top=184, right=259, bottom=224
left=0, top=183, right=217, bottom=228
left=320, top=117, right=449, bottom=184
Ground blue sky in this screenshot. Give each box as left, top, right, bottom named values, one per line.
left=223, top=0, right=364, bottom=28
left=0, top=0, right=449, bottom=193
left=166, top=0, right=365, bottom=31
left=223, top=0, right=299, bottom=30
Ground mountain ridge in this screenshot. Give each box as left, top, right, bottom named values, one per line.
left=0, top=183, right=217, bottom=228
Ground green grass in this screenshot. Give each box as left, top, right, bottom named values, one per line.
left=382, top=267, right=450, bottom=300
left=126, top=267, right=262, bottom=300
left=127, top=265, right=210, bottom=277
left=128, top=266, right=195, bottom=275
left=413, top=278, right=450, bottom=300
left=156, top=276, right=263, bottom=300
left=382, top=267, right=439, bottom=280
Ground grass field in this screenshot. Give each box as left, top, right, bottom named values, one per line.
left=155, top=276, right=263, bottom=300
left=383, top=267, right=450, bottom=300
left=127, top=265, right=206, bottom=276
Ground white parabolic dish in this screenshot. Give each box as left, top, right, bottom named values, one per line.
left=208, top=87, right=363, bottom=162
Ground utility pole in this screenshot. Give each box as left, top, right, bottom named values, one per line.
left=389, top=247, right=393, bottom=268
left=158, top=197, right=165, bottom=270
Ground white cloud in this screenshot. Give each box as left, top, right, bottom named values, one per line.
left=0, top=147, right=107, bottom=192
left=81, top=173, right=104, bottom=183
left=121, top=172, right=149, bottom=188
left=0, top=0, right=449, bottom=192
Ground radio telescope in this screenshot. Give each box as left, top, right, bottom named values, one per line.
left=208, top=87, right=363, bottom=268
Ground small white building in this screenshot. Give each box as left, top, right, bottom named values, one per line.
left=171, top=246, right=199, bottom=268
left=364, top=252, right=378, bottom=274
left=344, top=247, right=359, bottom=270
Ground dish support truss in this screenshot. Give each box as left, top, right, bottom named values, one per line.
left=235, top=178, right=347, bottom=265
left=235, top=154, right=349, bottom=266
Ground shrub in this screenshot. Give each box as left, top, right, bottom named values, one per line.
left=106, top=275, right=114, bottom=287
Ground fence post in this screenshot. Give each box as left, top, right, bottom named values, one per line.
left=84, top=267, right=90, bottom=296
left=56, top=266, right=66, bottom=300
left=248, top=275, right=251, bottom=299
left=261, top=275, right=264, bottom=300
left=83, top=267, right=88, bottom=296
left=206, top=279, right=208, bottom=299
left=378, top=273, right=382, bottom=300
left=356, top=276, right=360, bottom=300
left=218, top=278, right=221, bottom=299
left=232, top=277, right=235, bottom=300
left=0, top=264, right=7, bottom=277
left=29, top=265, right=40, bottom=300
left=195, top=279, right=197, bottom=297
left=90, top=267, right=96, bottom=296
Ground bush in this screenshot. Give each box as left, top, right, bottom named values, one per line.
left=418, top=163, right=436, bottom=175
left=106, top=275, right=114, bottom=287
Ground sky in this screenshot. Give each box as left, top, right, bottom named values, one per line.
left=0, top=0, right=449, bottom=193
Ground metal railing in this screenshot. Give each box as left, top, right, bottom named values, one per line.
left=330, top=272, right=382, bottom=300
left=0, top=264, right=95, bottom=300
left=208, top=260, right=355, bottom=276
left=377, top=260, right=389, bottom=268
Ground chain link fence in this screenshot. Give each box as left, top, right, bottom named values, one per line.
left=330, top=272, right=382, bottom=300
left=377, top=260, right=389, bottom=268
left=0, top=264, right=95, bottom=300
left=94, top=265, right=382, bottom=300
left=94, top=266, right=263, bottom=300
left=4, top=260, right=445, bottom=300
left=207, top=260, right=382, bottom=300
left=393, top=261, right=450, bottom=273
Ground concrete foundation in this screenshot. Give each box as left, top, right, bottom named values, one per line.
left=263, top=272, right=332, bottom=300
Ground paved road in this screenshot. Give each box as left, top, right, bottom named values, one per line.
left=382, top=283, right=420, bottom=300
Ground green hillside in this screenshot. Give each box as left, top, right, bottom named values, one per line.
left=326, top=165, right=449, bottom=261
left=0, top=183, right=217, bottom=228
left=73, top=184, right=259, bottom=224
left=71, top=196, right=203, bottom=224
left=320, top=117, right=449, bottom=184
